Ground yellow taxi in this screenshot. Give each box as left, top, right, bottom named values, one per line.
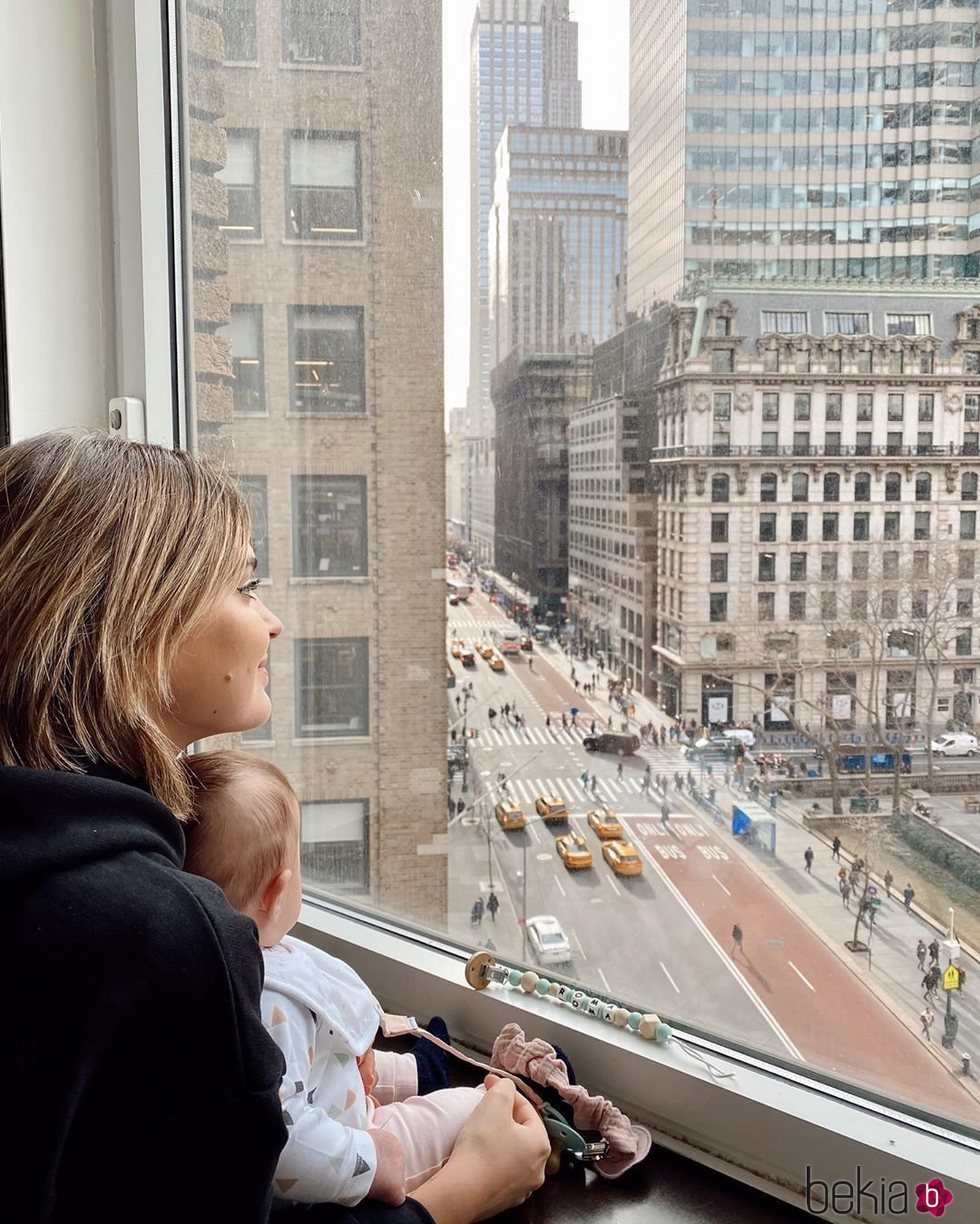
left=586, top=806, right=623, bottom=840
left=555, top=831, right=593, bottom=871
left=477, top=641, right=494, bottom=659
left=534, top=792, right=569, bottom=825
left=494, top=801, right=526, bottom=831
left=488, top=653, right=505, bottom=671
left=450, top=638, right=466, bottom=658
left=602, top=839, right=643, bottom=877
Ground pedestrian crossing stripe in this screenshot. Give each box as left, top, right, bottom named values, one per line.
left=480, top=724, right=687, bottom=752
left=503, top=775, right=661, bottom=806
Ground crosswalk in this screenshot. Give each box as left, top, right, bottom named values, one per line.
left=479, top=724, right=588, bottom=748
left=495, top=773, right=664, bottom=807
left=446, top=618, right=508, bottom=635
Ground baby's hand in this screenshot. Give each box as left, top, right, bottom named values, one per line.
left=367, top=1128, right=406, bottom=1205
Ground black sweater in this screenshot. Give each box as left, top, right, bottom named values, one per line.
left=1, top=763, right=434, bottom=1224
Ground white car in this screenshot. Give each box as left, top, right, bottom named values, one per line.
left=524, top=914, right=572, bottom=967
left=722, top=728, right=756, bottom=748
left=930, top=732, right=979, bottom=757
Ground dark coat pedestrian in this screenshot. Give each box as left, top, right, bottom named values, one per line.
left=831, top=835, right=841, bottom=861
left=471, top=897, right=485, bottom=927
left=731, top=923, right=743, bottom=956
left=804, top=846, right=814, bottom=874
left=883, top=869, right=894, bottom=899
left=486, top=892, right=499, bottom=922
left=903, top=883, right=915, bottom=913
left=928, top=939, right=940, bottom=965
left=916, top=939, right=927, bottom=971
left=661, top=801, right=670, bottom=828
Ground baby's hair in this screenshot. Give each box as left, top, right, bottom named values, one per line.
left=184, top=750, right=298, bottom=912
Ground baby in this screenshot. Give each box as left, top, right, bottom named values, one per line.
left=183, top=750, right=483, bottom=1208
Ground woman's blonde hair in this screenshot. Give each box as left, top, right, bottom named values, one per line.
left=0, top=430, right=251, bottom=817
left=184, top=750, right=298, bottom=912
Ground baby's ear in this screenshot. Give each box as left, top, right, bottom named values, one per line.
left=260, top=868, right=293, bottom=918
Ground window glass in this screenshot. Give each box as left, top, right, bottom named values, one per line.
left=301, top=800, right=369, bottom=893
left=222, top=0, right=258, bottom=62
left=296, top=638, right=369, bottom=737
left=283, top=0, right=361, bottom=66
left=217, top=305, right=265, bottom=413
left=287, top=133, right=361, bottom=240
left=292, top=476, right=367, bottom=576
left=216, top=130, right=261, bottom=237
left=288, top=306, right=365, bottom=413
left=240, top=474, right=270, bottom=580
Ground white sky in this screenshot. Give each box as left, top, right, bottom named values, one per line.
left=442, top=0, right=630, bottom=414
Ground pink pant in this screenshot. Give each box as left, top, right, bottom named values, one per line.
left=369, top=1052, right=483, bottom=1192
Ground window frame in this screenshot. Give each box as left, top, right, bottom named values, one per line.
left=291, top=473, right=369, bottom=578
left=285, top=129, right=362, bottom=241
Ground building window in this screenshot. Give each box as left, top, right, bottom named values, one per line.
left=852, top=552, right=869, bottom=580
left=761, top=430, right=778, bottom=454
left=217, top=304, right=265, bottom=413
left=222, top=0, right=258, bottom=62
left=793, top=393, right=811, bottom=421
left=854, top=472, right=871, bottom=501
left=914, top=511, right=930, bottom=540
left=884, top=512, right=901, bottom=540
left=856, top=350, right=872, bottom=374
left=283, top=0, right=361, bottom=66
left=762, top=392, right=779, bottom=421
left=821, top=553, right=838, bottom=581
left=709, top=592, right=728, bottom=622
left=887, top=393, right=904, bottom=421
left=792, top=431, right=810, bottom=455
left=959, top=550, right=976, bottom=579
left=710, top=513, right=728, bottom=543
left=762, top=348, right=779, bottom=373
left=851, top=589, right=868, bottom=618
left=712, top=392, right=731, bottom=420
left=217, top=129, right=261, bottom=237
left=762, top=311, right=807, bottom=334
left=853, top=512, right=870, bottom=541
left=823, top=473, right=839, bottom=501
left=795, top=350, right=811, bottom=374
left=240, top=475, right=270, bottom=580
left=760, top=473, right=777, bottom=502
left=710, top=349, right=734, bottom=373
left=886, top=312, right=932, bottom=336
left=789, top=552, right=807, bottom=582
left=301, top=799, right=368, bottom=894
left=825, top=431, right=841, bottom=455
left=791, top=473, right=808, bottom=501
left=956, top=629, right=973, bottom=657
left=961, top=510, right=977, bottom=540
left=962, top=472, right=978, bottom=500
left=288, top=306, right=365, bottom=413
left=916, top=431, right=933, bottom=455
left=825, top=393, right=842, bottom=422
left=821, top=590, right=837, bottom=620
left=958, top=591, right=974, bottom=618
left=758, top=513, right=776, bottom=542
left=758, top=591, right=775, bottom=621
left=883, top=551, right=900, bottom=579
left=825, top=312, right=869, bottom=335
left=884, top=472, right=901, bottom=501
left=914, top=473, right=931, bottom=501
left=856, top=393, right=873, bottom=422
left=711, top=473, right=730, bottom=502
left=822, top=512, right=839, bottom=542
left=292, top=475, right=367, bottom=577
left=286, top=132, right=361, bottom=240
left=918, top=394, right=934, bottom=422
left=886, top=431, right=903, bottom=455
left=856, top=431, right=872, bottom=455
left=710, top=553, right=728, bottom=583
left=296, top=637, right=369, bottom=737
left=789, top=592, right=806, bottom=621
left=758, top=552, right=775, bottom=582
left=790, top=512, right=807, bottom=541
left=713, top=316, right=731, bottom=337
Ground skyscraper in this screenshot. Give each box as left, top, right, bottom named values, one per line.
left=629, top=0, right=980, bottom=313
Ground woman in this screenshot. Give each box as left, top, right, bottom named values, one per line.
left=0, top=432, right=548, bottom=1224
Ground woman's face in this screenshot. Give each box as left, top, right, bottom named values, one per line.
left=161, top=554, right=283, bottom=749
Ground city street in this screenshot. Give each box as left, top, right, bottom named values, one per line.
left=447, top=586, right=980, bottom=1128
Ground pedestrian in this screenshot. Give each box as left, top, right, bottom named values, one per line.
left=455, top=695, right=461, bottom=711
left=770, top=791, right=778, bottom=814
left=607, top=716, right=613, bottom=729
left=561, top=712, right=568, bottom=729
left=527, top=657, right=533, bottom=673
left=451, top=728, right=457, bottom=742
left=503, top=702, right=511, bottom=718
left=731, top=923, right=743, bottom=957
left=841, top=881, right=851, bottom=909
left=831, top=835, right=841, bottom=861
left=723, top=768, right=732, bottom=789
left=590, top=720, right=597, bottom=736
left=456, top=798, right=466, bottom=816
left=644, top=762, right=652, bottom=784
left=958, top=964, right=966, bottom=993
left=674, top=772, right=684, bottom=792
left=916, top=939, right=927, bottom=971
left=920, top=1007, right=934, bottom=1042
left=471, top=896, right=485, bottom=928
left=486, top=891, right=499, bottom=923
left=928, top=938, right=940, bottom=965
left=922, top=968, right=938, bottom=1003
left=590, top=774, right=598, bottom=793
left=804, top=845, right=814, bottom=874
left=616, top=762, right=623, bottom=781
left=546, top=713, right=551, bottom=729
left=883, top=869, right=894, bottom=900
left=661, top=801, right=670, bottom=829
left=488, top=706, right=497, bottom=724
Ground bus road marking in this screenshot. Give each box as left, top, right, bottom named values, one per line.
left=788, top=960, right=815, bottom=992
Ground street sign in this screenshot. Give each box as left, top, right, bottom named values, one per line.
left=943, top=964, right=960, bottom=991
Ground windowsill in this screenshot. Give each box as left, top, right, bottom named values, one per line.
left=221, top=59, right=259, bottom=68
left=279, top=62, right=365, bottom=74
left=281, top=238, right=366, bottom=248
left=295, top=901, right=980, bottom=1219
left=288, top=575, right=372, bottom=584
left=285, top=412, right=369, bottom=421
left=292, top=735, right=372, bottom=746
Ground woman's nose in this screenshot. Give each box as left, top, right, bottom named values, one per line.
left=261, top=599, right=283, bottom=639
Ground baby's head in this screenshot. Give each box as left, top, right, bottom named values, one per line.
left=184, top=749, right=302, bottom=947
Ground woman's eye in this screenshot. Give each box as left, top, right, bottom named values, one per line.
left=238, top=577, right=262, bottom=596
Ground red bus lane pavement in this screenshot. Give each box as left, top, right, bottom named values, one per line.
left=627, top=812, right=978, bottom=1122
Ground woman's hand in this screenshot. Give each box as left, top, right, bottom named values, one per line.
left=411, top=1075, right=550, bottom=1224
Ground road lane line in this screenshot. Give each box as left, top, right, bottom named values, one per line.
left=528, top=822, right=540, bottom=845
left=605, top=872, right=622, bottom=897
left=568, top=926, right=587, bottom=961
left=632, top=840, right=802, bottom=1060
left=712, top=874, right=731, bottom=896
left=659, top=961, right=681, bottom=994
left=788, top=960, right=815, bottom=992
left=553, top=873, right=566, bottom=897
left=597, top=966, right=612, bottom=993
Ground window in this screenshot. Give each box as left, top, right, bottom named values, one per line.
left=886, top=431, right=903, bottom=455
left=887, top=393, right=904, bottom=421
left=852, top=589, right=868, bottom=618
left=761, top=430, right=778, bottom=454
left=762, top=348, right=779, bottom=373
left=758, top=513, right=776, bottom=542
left=710, top=554, right=728, bottom=583
left=713, top=316, right=731, bottom=337
left=823, top=473, right=839, bottom=501
left=283, top=0, right=361, bottom=65
left=296, top=638, right=369, bottom=737
left=288, top=306, right=365, bottom=413
left=853, top=512, right=870, bottom=541
left=710, top=349, right=734, bottom=373
left=825, top=393, right=842, bottom=422
left=961, top=510, right=977, bottom=540
left=217, top=304, right=265, bottom=413
left=959, top=550, right=976, bottom=579
left=825, top=431, right=841, bottom=455
left=957, top=590, right=974, bottom=618
left=762, top=310, right=807, bottom=334
left=821, top=590, right=837, bottom=620
left=758, top=591, right=775, bottom=621
left=962, top=472, right=978, bottom=500
left=956, top=629, right=973, bottom=657
left=821, top=553, right=837, bottom=582
left=710, top=513, right=728, bottom=543
left=955, top=668, right=976, bottom=687
left=712, top=392, right=731, bottom=420
left=287, top=132, right=361, bottom=239
left=852, top=552, right=869, bottom=580
left=914, top=511, right=930, bottom=540
left=292, top=475, right=367, bottom=577
left=824, top=311, right=869, bottom=335
left=761, top=392, right=779, bottom=421
left=789, top=591, right=806, bottom=621
left=855, top=431, right=872, bottom=455
left=918, top=394, right=934, bottom=422
left=886, top=312, right=932, bottom=336
left=792, top=431, right=809, bottom=454
left=916, top=431, right=933, bottom=455
left=789, top=552, right=807, bottom=582
left=240, top=475, right=270, bottom=580
left=882, top=551, right=899, bottom=579
left=856, top=392, right=873, bottom=421
left=758, top=553, right=775, bottom=582
left=884, top=472, right=901, bottom=501
left=856, top=350, right=872, bottom=374
left=854, top=472, right=871, bottom=501
left=301, top=799, right=369, bottom=893
left=760, top=473, right=777, bottom=502
left=914, top=473, right=931, bottom=501
left=884, top=512, right=901, bottom=540
left=709, top=592, right=728, bottom=622
left=822, top=512, right=839, bottom=542
left=790, top=512, right=807, bottom=542
left=216, top=129, right=261, bottom=236
left=222, top=0, right=258, bottom=62
left=710, top=473, right=729, bottom=502
left=791, top=473, right=808, bottom=501
left=793, top=393, right=810, bottom=421
left=913, top=551, right=929, bottom=579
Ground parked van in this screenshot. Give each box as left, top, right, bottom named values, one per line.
left=930, top=732, right=979, bottom=757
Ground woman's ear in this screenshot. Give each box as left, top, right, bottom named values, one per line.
left=259, top=868, right=293, bottom=920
